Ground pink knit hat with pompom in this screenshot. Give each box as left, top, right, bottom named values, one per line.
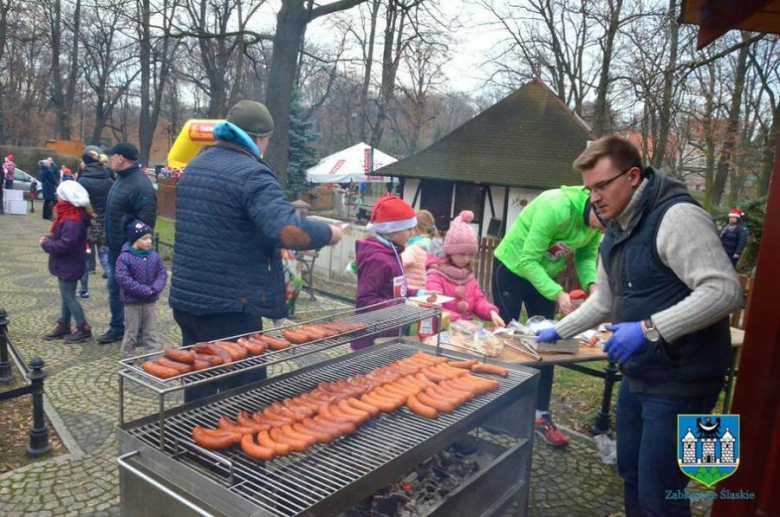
left=444, top=210, right=478, bottom=255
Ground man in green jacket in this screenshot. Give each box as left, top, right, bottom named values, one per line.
left=492, top=185, right=603, bottom=447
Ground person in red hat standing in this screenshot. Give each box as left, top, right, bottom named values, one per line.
left=353, top=194, right=420, bottom=349
left=719, top=208, right=748, bottom=268
left=3, top=154, right=15, bottom=189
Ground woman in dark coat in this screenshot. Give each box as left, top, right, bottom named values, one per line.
left=40, top=159, right=59, bottom=221
left=41, top=181, right=95, bottom=342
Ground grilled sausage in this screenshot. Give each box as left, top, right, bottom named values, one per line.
left=257, top=334, right=292, bottom=350
left=298, top=325, right=329, bottom=340
left=236, top=337, right=267, bottom=356
left=280, top=425, right=318, bottom=448
left=407, top=393, right=438, bottom=419
left=347, top=397, right=380, bottom=417
left=281, top=329, right=309, bottom=345
left=194, top=353, right=223, bottom=366
left=419, top=367, right=448, bottom=383
left=269, top=427, right=310, bottom=453
left=257, top=430, right=292, bottom=456
left=418, top=390, right=456, bottom=413
left=217, top=416, right=256, bottom=435
left=214, top=341, right=247, bottom=361
left=192, top=359, right=212, bottom=371
left=240, top=433, right=275, bottom=461
left=164, top=349, right=196, bottom=364
left=292, top=422, right=330, bottom=444
left=156, top=357, right=193, bottom=374
left=360, top=393, right=397, bottom=413
left=192, top=426, right=240, bottom=449
left=193, top=343, right=232, bottom=364
left=142, top=361, right=180, bottom=379
left=236, top=411, right=272, bottom=432
left=471, top=363, right=509, bottom=377
left=300, top=417, right=340, bottom=442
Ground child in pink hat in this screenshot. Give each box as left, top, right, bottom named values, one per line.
left=426, top=210, right=505, bottom=327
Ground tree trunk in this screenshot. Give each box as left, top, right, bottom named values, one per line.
left=138, top=0, right=152, bottom=164
left=711, top=38, right=750, bottom=207
left=757, top=105, right=779, bottom=197
left=592, top=0, right=623, bottom=136
left=359, top=0, right=380, bottom=142
left=652, top=0, right=679, bottom=169
left=264, top=1, right=308, bottom=183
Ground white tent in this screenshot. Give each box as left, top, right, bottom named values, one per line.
left=306, top=142, right=397, bottom=183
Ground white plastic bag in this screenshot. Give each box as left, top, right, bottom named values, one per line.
left=595, top=434, right=617, bottom=465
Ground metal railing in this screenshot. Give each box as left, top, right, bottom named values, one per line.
left=0, top=309, right=52, bottom=457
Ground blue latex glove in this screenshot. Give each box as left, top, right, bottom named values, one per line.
left=604, top=322, right=647, bottom=363
left=536, top=328, right=560, bottom=343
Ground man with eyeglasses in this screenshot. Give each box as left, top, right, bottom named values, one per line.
left=538, top=136, right=741, bottom=516
left=492, top=185, right=604, bottom=448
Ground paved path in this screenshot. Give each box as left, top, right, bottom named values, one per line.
left=0, top=212, right=696, bottom=517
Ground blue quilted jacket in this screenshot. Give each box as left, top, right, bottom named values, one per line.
left=169, top=144, right=332, bottom=318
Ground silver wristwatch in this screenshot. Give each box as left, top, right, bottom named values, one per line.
left=643, top=319, right=660, bottom=342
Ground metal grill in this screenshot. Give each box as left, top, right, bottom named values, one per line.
left=118, top=301, right=440, bottom=395
left=121, top=342, right=535, bottom=517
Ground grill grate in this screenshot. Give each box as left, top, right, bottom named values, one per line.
left=124, top=342, right=534, bottom=517
left=118, top=301, right=440, bottom=395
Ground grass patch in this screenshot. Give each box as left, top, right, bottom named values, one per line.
left=155, top=217, right=175, bottom=245
left=154, top=217, right=175, bottom=263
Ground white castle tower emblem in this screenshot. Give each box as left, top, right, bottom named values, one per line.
left=678, top=417, right=738, bottom=467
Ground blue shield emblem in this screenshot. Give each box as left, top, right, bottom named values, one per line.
left=678, top=414, right=739, bottom=487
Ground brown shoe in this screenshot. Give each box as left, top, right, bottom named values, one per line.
left=44, top=320, right=72, bottom=340
left=64, top=324, right=93, bottom=343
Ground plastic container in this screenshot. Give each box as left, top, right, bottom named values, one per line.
left=570, top=289, right=588, bottom=308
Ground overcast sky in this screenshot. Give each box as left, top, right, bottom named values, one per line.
left=251, top=0, right=509, bottom=95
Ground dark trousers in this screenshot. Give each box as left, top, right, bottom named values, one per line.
left=43, top=200, right=56, bottom=220
left=107, top=248, right=125, bottom=335
left=173, top=309, right=267, bottom=403
left=492, top=257, right=556, bottom=411
left=616, top=381, right=719, bottom=517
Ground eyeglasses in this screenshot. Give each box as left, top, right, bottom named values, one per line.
left=583, top=167, right=637, bottom=195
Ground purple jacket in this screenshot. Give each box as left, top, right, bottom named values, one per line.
left=353, top=238, right=418, bottom=349
left=42, top=219, right=88, bottom=281
left=114, top=243, right=168, bottom=304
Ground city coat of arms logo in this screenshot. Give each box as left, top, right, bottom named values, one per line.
left=678, top=414, right=739, bottom=487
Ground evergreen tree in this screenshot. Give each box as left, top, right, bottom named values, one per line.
left=286, top=91, right=318, bottom=197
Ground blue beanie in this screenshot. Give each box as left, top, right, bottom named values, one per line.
left=126, top=220, right=152, bottom=244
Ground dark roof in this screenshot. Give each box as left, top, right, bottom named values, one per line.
left=378, top=79, right=595, bottom=189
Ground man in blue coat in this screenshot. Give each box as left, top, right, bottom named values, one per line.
left=170, top=100, right=343, bottom=402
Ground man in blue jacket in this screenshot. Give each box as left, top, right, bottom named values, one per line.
left=97, top=142, right=157, bottom=344
left=170, top=100, right=342, bottom=402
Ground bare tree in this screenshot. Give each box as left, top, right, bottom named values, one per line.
left=137, top=0, right=181, bottom=164
left=80, top=1, right=139, bottom=144
left=264, top=0, right=368, bottom=183
left=44, top=0, right=82, bottom=139
left=711, top=32, right=752, bottom=207
left=748, top=36, right=780, bottom=198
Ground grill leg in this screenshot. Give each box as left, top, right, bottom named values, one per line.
left=592, top=361, right=619, bottom=436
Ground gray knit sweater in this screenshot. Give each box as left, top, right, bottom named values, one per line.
left=555, top=179, right=742, bottom=343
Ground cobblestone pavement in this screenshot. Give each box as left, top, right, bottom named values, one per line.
left=0, top=213, right=709, bottom=516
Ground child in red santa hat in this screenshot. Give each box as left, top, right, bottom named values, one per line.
left=353, top=194, right=421, bottom=349
left=426, top=210, right=505, bottom=328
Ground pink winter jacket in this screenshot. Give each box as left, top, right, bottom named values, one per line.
left=425, top=261, right=498, bottom=323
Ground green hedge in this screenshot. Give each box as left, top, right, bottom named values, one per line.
left=0, top=145, right=81, bottom=179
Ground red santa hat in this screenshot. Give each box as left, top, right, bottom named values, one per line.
left=5, top=155, right=12, bottom=161
left=366, top=195, right=417, bottom=234
left=728, top=208, right=742, bottom=219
